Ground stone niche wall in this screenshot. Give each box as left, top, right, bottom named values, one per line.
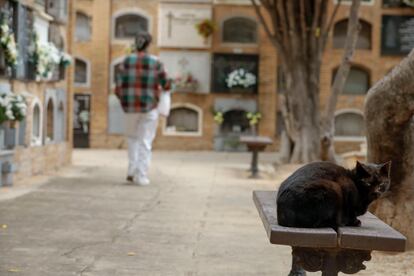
left=11, top=82, right=72, bottom=183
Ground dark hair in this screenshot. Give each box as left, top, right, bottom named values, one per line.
left=135, top=32, right=152, bottom=52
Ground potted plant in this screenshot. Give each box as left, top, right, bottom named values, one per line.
left=0, top=93, right=27, bottom=149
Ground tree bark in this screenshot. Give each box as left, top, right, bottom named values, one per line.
left=365, top=49, right=414, bottom=249
left=320, top=0, right=361, bottom=162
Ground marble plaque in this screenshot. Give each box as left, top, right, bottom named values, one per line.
left=108, top=94, right=125, bottom=134
left=159, top=50, right=211, bottom=93
left=158, top=3, right=212, bottom=48
left=34, top=15, right=49, bottom=44
left=381, top=15, right=414, bottom=55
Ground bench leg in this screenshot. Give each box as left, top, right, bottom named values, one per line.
left=288, top=252, right=306, bottom=276
left=250, top=150, right=259, bottom=178
left=321, top=253, right=338, bottom=276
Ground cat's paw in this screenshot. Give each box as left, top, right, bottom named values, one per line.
left=350, top=219, right=361, bottom=227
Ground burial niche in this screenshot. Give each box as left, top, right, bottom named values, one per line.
left=74, top=58, right=89, bottom=86
left=222, top=17, right=258, bottom=44
left=46, top=99, right=54, bottom=142
left=332, top=66, right=370, bottom=95
left=221, top=109, right=250, bottom=135
left=333, top=19, right=372, bottom=49
left=56, top=101, right=65, bottom=142
left=75, top=12, right=92, bottom=42
left=212, top=53, right=259, bottom=94
left=165, top=105, right=201, bottom=135
left=31, top=102, right=42, bottom=146
left=114, top=13, right=149, bottom=39
left=335, top=111, right=365, bottom=138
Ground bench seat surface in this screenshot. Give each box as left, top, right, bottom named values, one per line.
left=253, top=191, right=406, bottom=252
left=240, top=136, right=273, bottom=146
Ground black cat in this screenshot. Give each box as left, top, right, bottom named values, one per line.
left=276, top=161, right=391, bottom=228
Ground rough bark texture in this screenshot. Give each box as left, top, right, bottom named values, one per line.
left=365, top=49, right=414, bottom=249
left=252, top=0, right=341, bottom=163
left=320, top=0, right=361, bottom=162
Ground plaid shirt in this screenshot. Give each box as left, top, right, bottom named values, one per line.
left=115, top=52, right=170, bottom=113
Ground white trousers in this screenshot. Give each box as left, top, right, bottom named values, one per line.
left=125, top=109, right=159, bottom=179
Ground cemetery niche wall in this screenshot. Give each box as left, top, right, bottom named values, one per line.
left=212, top=53, right=259, bottom=94
left=158, top=3, right=212, bottom=48
left=381, top=15, right=414, bottom=55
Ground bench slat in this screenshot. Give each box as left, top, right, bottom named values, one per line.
left=338, top=215, right=406, bottom=252
left=253, top=191, right=338, bottom=248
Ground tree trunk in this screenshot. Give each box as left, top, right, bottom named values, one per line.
left=281, top=62, right=321, bottom=164
left=365, top=49, right=414, bottom=249
left=320, top=0, right=361, bottom=162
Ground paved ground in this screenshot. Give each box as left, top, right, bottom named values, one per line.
left=0, top=150, right=412, bottom=276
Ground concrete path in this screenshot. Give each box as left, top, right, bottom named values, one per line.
left=0, top=150, right=412, bottom=276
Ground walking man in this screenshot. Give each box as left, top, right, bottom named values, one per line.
left=115, top=32, right=171, bottom=185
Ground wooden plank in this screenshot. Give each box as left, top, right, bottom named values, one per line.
left=338, top=213, right=406, bottom=252
left=253, top=191, right=338, bottom=248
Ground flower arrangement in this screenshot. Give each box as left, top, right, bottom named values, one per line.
left=0, top=22, right=18, bottom=68
left=246, top=111, right=261, bottom=126
left=403, top=0, right=414, bottom=7
left=60, top=52, right=72, bottom=68
left=0, top=94, right=27, bottom=124
left=174, top=72, right=199, bottom=92
left=196, top=19, right=215, bottom=40
left=29, top=33, right=72, bottom=80
left=226, top=68, right=257, bottom=89
left=213, top=111, right=224, bottom=125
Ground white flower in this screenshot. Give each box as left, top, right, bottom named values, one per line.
left=5, top=109, right=14, bottom=120
left=225, top=68, right=257, bottom=89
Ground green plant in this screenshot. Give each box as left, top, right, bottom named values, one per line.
left=246, top=111, right=261, bottom=126
left=213, top=111, right=224, bottom=125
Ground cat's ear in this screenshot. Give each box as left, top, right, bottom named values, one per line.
left=380, top=161, right=392, bottom=177
left=356, top=161, right=370, bottom=178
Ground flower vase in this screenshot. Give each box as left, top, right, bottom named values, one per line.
left=251, top=125, right=257, bottom=136
left=0, top=123, right=5, bottom=150
left=9, top=121, right=17, bottom=129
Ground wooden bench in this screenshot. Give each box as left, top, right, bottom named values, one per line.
left=253, top=191, right=406, bottom=276
left=240, top=136, right=273, bottom=178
